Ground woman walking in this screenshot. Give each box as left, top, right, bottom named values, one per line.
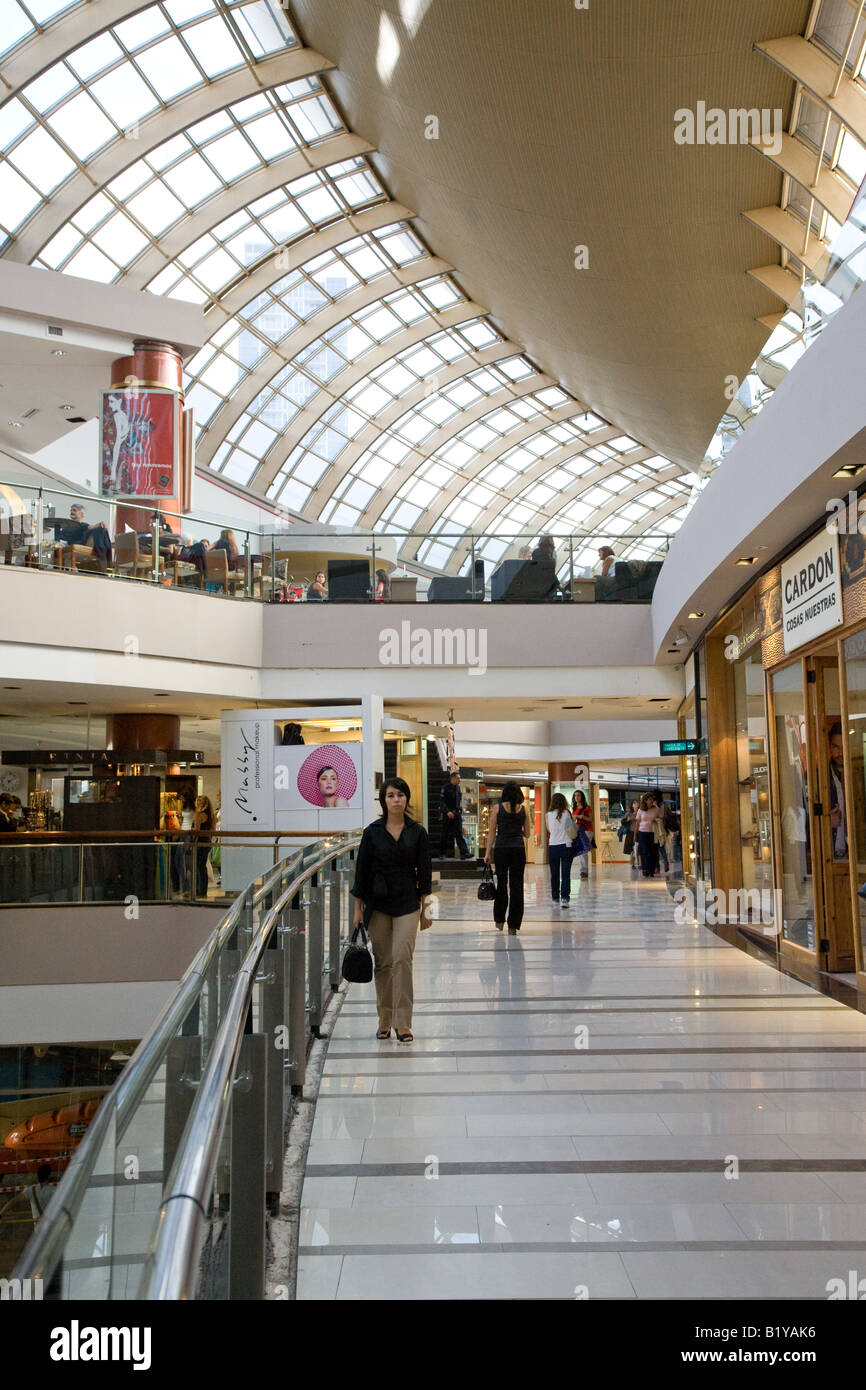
left=635, top=793, right=663, bottom=879
left=351, top=777, right=433, bottom=1043
left=193, top=795, right=215, bottom=896
left=571, top=789, right=593, bottom=878
left=485, top=781, right=529, bottom=933
left=547, top=792, right=575, bottom=906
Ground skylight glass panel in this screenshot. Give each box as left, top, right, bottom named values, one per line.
left=10, top=127, right=75, bottom=194
left=233, top=0, right=296, bottom=57
left=47, top=91, right=116, bottom=160
left=183, top=17, right=243, bottom=75
left=92, top=211, right=149, bottom=264
left=291, top=96, right=341, bottom=142
left=837, top=130, right=866, bottom=186
left=64, top=242, right=119, bottom=281
left=67, top=33, right=126, bottom=81
left=23, top=65, right=78, bottom=114
left=114, top=8, right=172, bottom=50
left=0, top=163, right=41, bottom=230
left=164, top=152, right=222, bottom=205
left=135, top=37, right=203, bottom=101
left=90, top=66, right=160, bottom=126
left=0, top=100, right=35, bottom=151
left=166, top=0, right=217, bottom=23
left=128, top=181, right=186, bottom=235
left=1, top=5, right=35, bottom=58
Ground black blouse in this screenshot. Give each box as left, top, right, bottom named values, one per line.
left=351, top=815, right=433, bottom=917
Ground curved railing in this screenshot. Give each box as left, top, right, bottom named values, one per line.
left=13, top=832, right=360, bottom=1300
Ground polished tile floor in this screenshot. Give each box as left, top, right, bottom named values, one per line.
left=297, top=865, right=866, bottom=1299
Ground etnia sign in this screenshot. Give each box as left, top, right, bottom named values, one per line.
left=781, top=533, right=842, bottom=653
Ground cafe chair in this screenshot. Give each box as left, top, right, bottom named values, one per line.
left=113, top=530, right=163, bottom=581
left=205, top=547, right=241, bottom=594
left=60, top=543, right=104, bottom=574
left=172, top=555, right=204, bottom=589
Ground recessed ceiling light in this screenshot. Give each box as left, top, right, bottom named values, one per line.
left=667, top=648, right=680, bottom=654
left=51, top=348, right=67, bottom=357
left=3, top=685, right=21, bottom=690
left=60, top=404, right=75, bottom=412
left=736, top=556, right=756, bottom=566
left=688, top=611, right=705, bottom=618
left=7, top=421, right=21, bottom=429
left=67, top=700, right=87, bottom=706
left=833, top=463, right=865, bottom=478
left=153, top=692, right=170, bottom=697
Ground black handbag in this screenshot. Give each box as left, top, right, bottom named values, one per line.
left=341, top=923, right=374, bottom=983
left=477, top=862, right=496, bottom=901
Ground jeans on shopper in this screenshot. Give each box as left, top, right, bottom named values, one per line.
left=548, top=844, right=572, bottom=901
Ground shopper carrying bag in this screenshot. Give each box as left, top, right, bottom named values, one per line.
left=350, top=777, right=433, bottom=1043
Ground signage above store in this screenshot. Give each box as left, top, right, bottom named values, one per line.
left=0, top=749, right=204, bottom=767
left=659, top=739, right=706, bottom=755
left=781, top=531, right=843, bottom=654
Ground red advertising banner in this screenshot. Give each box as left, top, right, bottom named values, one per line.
left=100, top=388, right=178, bottom=500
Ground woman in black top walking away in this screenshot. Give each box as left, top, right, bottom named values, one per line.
left=351, top=777, right=433, bottom=1043
left=484, top=780, right=529, bottom=933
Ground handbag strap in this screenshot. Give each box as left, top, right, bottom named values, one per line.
left=351, top=923, right=369, bottom=946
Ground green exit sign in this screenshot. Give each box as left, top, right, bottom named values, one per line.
left=659, top=739, right=697, bottom=755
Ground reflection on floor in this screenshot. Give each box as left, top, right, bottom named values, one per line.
left=297, top=865, right=866, bottom=1300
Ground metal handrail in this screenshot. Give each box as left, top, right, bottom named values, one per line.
left=14, top=849, right=302, bottom=1287
left=139, top=834, right=360, bottom=1300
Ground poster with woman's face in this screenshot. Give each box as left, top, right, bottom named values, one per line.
left=274, top=744, right=362, bottom=812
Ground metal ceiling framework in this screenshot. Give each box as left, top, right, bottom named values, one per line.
left=746, top=0, right=866, bottom=308
left=705, top=0, right=866, bottom=463
left=3, top=1, right=864, bottom=574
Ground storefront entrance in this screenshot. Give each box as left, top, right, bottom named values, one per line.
left=770, top=648, right=856, bottom=974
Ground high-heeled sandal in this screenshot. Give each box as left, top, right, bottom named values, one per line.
left=395, top=1030, right=414, bottom=1043
left=376, top=1027, right=391, bottom=1040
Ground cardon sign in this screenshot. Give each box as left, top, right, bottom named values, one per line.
left=781, top=531, right=842, bottom=654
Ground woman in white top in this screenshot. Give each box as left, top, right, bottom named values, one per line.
left=547, top=792, right=576, bottom=906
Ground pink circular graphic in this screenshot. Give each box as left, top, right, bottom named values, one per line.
left=297, top=745, right=358, bottom=807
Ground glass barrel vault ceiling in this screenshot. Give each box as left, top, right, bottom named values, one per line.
left=5, top=0, right=864, bottom=572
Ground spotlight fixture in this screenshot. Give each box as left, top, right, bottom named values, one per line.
left=735, top=556, right=756, bottom=566
left=7, top=421, right=22, bottom=429
left=60, top=404, right=75, bottom=412
left=67, top=700, right=87, bottom=706
left=3, top=685, right=21, bottom=690
left=51, top=348, right=67, bottom=357
left=833, top=463, right=865, bottom=479
left=153, top=692, right=170, bottom=697
left=688, top=611, right=705, bottom=619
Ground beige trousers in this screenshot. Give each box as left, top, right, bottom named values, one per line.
left=367, top=909, right=420, bottom=1032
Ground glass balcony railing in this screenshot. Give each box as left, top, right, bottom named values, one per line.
left=0, top=475, right=669, bottom=604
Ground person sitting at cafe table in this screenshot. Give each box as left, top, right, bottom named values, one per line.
left=57, top=503, right=112, bottom=569
left=212, top=529, right=240, bottom=565
left=306, top=570, right=328, bottom=601
left=139, top=511, right=184, bottom=553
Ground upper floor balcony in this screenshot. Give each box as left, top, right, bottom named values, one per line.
left=0, top=477, right=667, bottom=608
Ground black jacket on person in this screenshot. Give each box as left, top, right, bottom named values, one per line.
left=439, top=782, right=463, bottom=817
left=351, top=815, right=432, bottom=917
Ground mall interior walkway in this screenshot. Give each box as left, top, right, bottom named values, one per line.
left=298, top=866, right=866, bottom=1300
